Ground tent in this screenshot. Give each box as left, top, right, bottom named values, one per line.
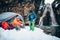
left=0, top=12, right=24, bottom=22
left=0, top=12, right=24, bottom=30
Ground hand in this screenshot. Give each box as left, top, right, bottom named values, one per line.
left=33, top=20, right=35, bottom=22
left=20, top=24, right=23, bottom=26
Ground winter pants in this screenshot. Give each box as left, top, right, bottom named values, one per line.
left=28, top=21, right=35, bottom=31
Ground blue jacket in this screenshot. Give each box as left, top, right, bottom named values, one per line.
left=28, top=11, right=37, bottom=21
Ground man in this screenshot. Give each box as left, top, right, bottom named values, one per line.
left=12, top=18, right=23, bottom=27
left=12, top=16, right=24, bottom=30
left=28, top=10, right=37, bottom=31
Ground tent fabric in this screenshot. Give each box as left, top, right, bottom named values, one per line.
left=0, top=12, right=24, bottom=22
left=0, top=12, right=24, bottom=30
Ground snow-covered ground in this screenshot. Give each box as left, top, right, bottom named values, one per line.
left=0, top=26, right=60, bottom=40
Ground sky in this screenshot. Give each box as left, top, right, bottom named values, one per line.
left=45, top=0, right=54, bottom=4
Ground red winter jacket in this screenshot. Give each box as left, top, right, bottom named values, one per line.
left=1, top=21, right=9, bottom=30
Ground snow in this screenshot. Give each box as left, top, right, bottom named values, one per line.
left=0, top=26, right=60, bottom=40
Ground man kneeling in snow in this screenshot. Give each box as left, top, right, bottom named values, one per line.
left=12, top=17, right=24, bottom=30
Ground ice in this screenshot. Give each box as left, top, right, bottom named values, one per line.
left=0, top=26, right=60, bottom=40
